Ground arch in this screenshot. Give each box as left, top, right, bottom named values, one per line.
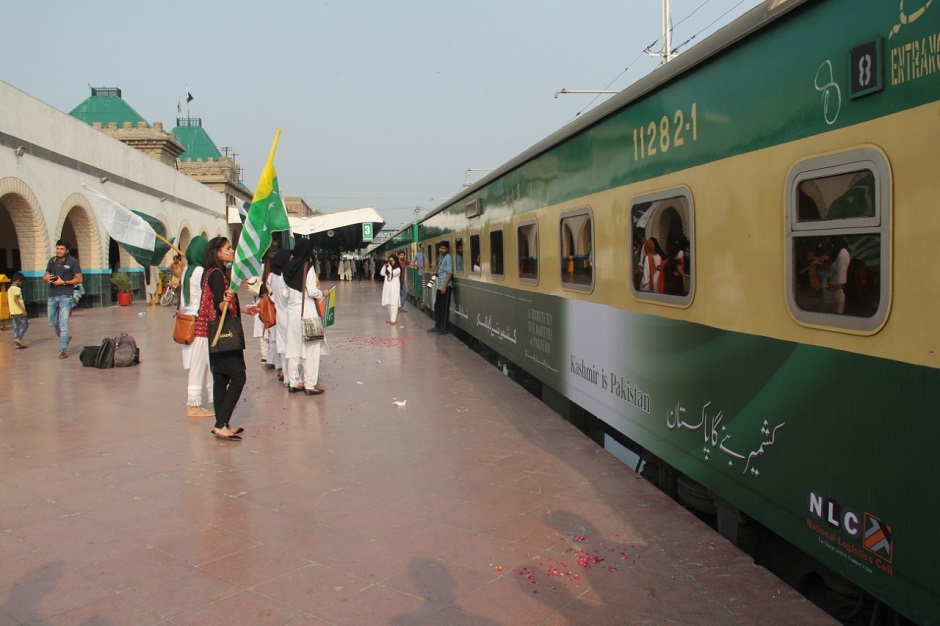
left=648, top=202, right=689, bottom=253
left=59, top=193, right=105, bottom=269
left=576, top=219, right=592, bottom=253
left=562, top=223, right=575, bottom=257
left=177, top=222, right=193, bottom=254
left=0, top=177, right=51, bottom=272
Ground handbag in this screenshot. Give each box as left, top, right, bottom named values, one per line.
left=258, top=293, right=277, bottom=329
left=204, top=268, right=246, bottom=354
left=173, top=312, right=196, bottom=345
left=208, top=314, right=246, bottom=353
left=302, top=316, right=324, bottom=341
left=300, top=263, right=325, bottom=341
left=172, top=286, right=196, bottom=345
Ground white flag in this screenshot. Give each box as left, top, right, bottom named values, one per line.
left=81, top=183, right=156, bottom=251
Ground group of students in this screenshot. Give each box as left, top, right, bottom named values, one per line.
left=179, top=235, right=327, bottom=442
left=635, top=235, right=690, bottom=296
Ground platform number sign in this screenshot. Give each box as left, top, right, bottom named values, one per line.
left=362, top=223, right=373, bottom=243
left=849, top=39, right=883, bottom=99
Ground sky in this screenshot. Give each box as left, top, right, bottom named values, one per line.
left=2, top=0, right=764, bottom=230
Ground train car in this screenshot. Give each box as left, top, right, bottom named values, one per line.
left=411, top=0, right=940, bottom=622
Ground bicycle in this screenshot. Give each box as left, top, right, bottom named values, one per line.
left=160, top=277, right=180, bottom=307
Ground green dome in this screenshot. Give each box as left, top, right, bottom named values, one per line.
left=173, top=118, right=222, bottom=161
left=69, top=87, right=149, bottom=127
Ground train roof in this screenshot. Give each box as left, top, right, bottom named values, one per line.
left=422, top=0, right=809, bottom=221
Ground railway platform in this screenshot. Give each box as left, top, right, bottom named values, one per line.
left=0, top=278, right=835, bottom=625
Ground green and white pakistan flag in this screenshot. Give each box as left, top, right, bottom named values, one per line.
left=231, top=129, right=290, bottom=292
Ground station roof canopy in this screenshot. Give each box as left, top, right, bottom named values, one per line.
left=288, top=206, right=385, bottom=253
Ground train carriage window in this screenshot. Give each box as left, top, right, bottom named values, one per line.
left=470, top=234, right=481, bottom=275
left=786, top=150, right=890, bottom=333
left=518, top=220, right=538, bottom=283
left=490, top=228, right=504, bottom=278
left=454, top=237, right=465, bottom=273
left=630, top=190, right=693, bottom=305
left=561, top=209, right=593, bottom=290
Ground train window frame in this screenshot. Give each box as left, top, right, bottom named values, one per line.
left=560, top=208, right=594, bottom=292
left=517, top=219, right=539, bottom=285
left=785, top=148, right=891, bottom=334
left=454, top=236, right=465, bottom=274
left=469, top=233, right=482, bottom=276
left=489, top=227, right=505, bottom=279
left=630, top=188, right=694, bottom=306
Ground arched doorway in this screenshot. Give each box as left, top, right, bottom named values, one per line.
left=0, top=178, right=51, bottom=316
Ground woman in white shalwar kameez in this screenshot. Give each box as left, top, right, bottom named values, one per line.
left=282, top=239, right=327, bottom=395
left=379, top=256, right=401, bottom=324
left=180, top=236, right=214, bottom=418
left=269, top=250, right=291, bottom=383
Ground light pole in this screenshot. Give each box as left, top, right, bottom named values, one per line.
left=647, top=0, right=675, bottom=64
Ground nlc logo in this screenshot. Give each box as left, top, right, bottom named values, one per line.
left=809, top=491, right=893, bottom=567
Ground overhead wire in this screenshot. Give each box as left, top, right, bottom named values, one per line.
left=568, top=0, right=752, bottom=121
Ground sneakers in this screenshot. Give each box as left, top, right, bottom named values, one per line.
left=59, top=351, right=68, bottom=359
left=426, top=327, right=439, bottom=333
left=187, top=406, right=215, bottom=418
left=260, top=361, right=275, bottom=370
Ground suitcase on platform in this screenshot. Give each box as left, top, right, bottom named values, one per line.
left=80, top=345, right=100, bottom=367
left=94, top=337, right=116, bottom=369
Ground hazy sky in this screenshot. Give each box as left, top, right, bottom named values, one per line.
left=3, top=0, right=762, bottom=228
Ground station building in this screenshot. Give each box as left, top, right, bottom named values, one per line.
left=0, top=81, right=249, bottom=316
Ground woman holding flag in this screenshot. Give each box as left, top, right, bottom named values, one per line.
left=202, top=236, right=246, bottom=440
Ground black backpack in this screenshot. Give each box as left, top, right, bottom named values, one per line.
left=95, top=337, right=116, bottom=369
left=113, top=333, right=140, bottom=367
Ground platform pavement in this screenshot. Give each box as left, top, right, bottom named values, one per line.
left=0, top=278, right=835, bottom=625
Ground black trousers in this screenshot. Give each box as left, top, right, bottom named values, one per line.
left=434, top=286, right=451, bottom=330
left=213, top=369, right=246, bottom=429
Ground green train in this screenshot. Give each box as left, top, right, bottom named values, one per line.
left=377, top=1, right=939, bottom=621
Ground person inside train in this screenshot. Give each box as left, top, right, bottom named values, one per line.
left=824, top=237, right=850, bottom=315
left=640, top=238, right=664, bottom=293
left=662, top=244, right=685, bottom=296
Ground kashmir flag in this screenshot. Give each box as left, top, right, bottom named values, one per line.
left=231, top=129, right=290, bottom=292
left=81, top=183, right=157, bottom=252
left=325, top=286, right=336, bottom=326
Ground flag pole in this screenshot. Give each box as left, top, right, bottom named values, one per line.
left=211, top=306, right=228, bottom=347
left=266, top=128, right=282, bottom=165
left=155, top=233, right=184, bottom=257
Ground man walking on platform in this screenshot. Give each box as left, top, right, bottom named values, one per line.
left=397, top=251, right=409, bottom=312
left=428, top=241, right=452, bottom=335
left=44, top=239, right=83, bottom=359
